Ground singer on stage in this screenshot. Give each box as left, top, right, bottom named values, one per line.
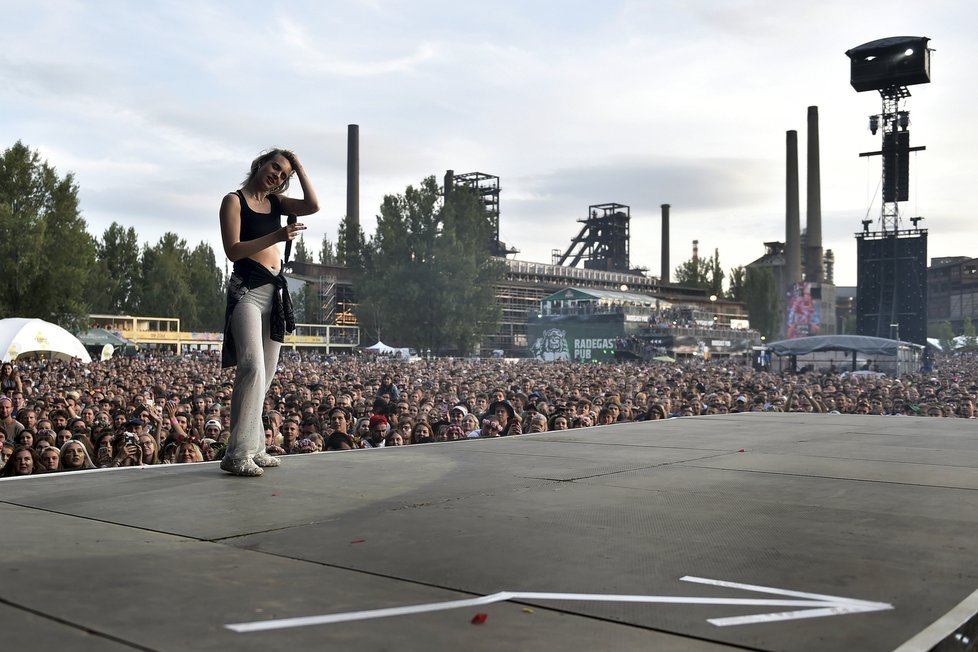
left=218, top=149, right=319, bottom=476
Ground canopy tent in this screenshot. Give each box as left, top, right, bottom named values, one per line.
left=362, top=341, right=415, bottom=359
left=0, top=318, right=92, bottom=363
left=76, top=328, right=137, bottom=359
left=539, top=287, right=669, bottom=308
left=363, top=341, right=398, bottom=354
left=767, top=335, right=913, bottom=357
left=76, top=328, right=131, bottom=348
left=765, top=334, right=922, bottom=375
left=927, top=336, right=974, bottom=352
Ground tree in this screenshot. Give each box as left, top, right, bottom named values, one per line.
left=435, top=183, right=506, bottom=354
left=293, top=235, right=311, bottom=264
left=743, top=267, right=781, bottom=339
left=336, top=216, right=365, bottom=268
left=356, top=176, right=505, bottom=354
left=673, top=256, right=710, bottom=291
left=675, top=249, right=725, bottom=297
left=139, top=233, right=197, bottom=325
left=963, top=318, right=977, bottom=350
left=728, top=266, right=746, bottom=303
left=319, top=234, right=337, bottom=265
left=135, top=234, right=226, bottom=331
left=357, top=178, right=439, bottom=348
left=91, top=222, right=142, bottom=314
left=934, top=320, right=955, bottom=354
left=291, top=282, right=321, bottom=324
left=0, top=141, right=97, bottom=331
left=185, top=242, right=225, bottom=331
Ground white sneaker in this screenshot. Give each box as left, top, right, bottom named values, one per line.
left=220, top=457, right=264, bottom=477
left=253, top=451, right=281, bottom=468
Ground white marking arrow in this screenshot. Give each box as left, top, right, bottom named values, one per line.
left=680, top=576, right=892, bottom=626
left=225, top=575, right=892, bottom=633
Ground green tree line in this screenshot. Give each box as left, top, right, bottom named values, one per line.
left=0, top=142, right=226, bottom=332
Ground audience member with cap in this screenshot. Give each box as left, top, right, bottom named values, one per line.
left=204, top=419, right=223, bottom=440
left=448, top=404, right=467, bottom=427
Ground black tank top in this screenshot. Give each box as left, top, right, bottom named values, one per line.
left=235, top=190, right=282, bottom=242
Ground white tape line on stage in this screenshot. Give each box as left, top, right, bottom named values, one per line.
left=227, top=575, right=892, bottom=633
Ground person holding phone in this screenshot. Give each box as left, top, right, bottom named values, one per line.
left=218, top=149, right=319, bottom=476
left=108, top=432, right=142, bottom=467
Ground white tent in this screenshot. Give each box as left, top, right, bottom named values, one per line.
left=363, top=341, right=398, bottom=354
left=0, top=318, right=92, bottom=363
left=927, top=335, right=974, bottom=352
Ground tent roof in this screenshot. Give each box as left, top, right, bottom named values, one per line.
left=541, top=287, right=666, bottom=306
left=0, top=318, right=92, bottom=363
left=766, top=334, right=922, bottom=357
left=926, top=335, right=973, bottom=352
left=364, top=341, right=397, bottom=352
left=76, top=328, right=132, bottom=347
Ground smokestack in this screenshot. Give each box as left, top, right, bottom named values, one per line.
left=346, top=124, right=359, bottom=234
left=660, top=204, right=670, bottom=283
left=785, top=130, right=802, bottom=288
left=444, top=169, right=454, bottom=199
left=805, top=106, right=823, bottom=283
left=692, top=239, right=699, bottom=262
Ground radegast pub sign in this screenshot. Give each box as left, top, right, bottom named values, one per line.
left=527, top=314, right=625, bottom=363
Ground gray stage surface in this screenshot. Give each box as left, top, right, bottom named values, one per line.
left=3, top=413, right=978, bottom=651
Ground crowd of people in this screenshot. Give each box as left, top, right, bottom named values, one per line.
left=1, top=350, right=975, bottom=478
left=647, top=305, right=702, bottom=328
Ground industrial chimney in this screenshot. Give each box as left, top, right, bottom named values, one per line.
left=785, top=130, right=802, bottom=289
left=660, top=204, right=670, bottom=283
left=346, top=124, right=359, bottom=237
left=806, top=106, right=823, bottom=283
left=444, top=169, right=454, bottom=198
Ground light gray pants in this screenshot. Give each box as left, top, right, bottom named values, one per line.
left=226, top=283, right=280, bottom=462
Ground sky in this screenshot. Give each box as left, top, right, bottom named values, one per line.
left=2, top=0, right=976, bottom=289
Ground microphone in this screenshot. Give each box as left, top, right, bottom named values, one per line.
left=284, top=214, right=298, bottom=266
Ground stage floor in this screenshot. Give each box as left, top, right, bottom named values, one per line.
left=3, top=413, right=978, bottom=651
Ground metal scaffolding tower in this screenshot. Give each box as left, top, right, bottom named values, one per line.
left=555, top=203, right=631, bottom=272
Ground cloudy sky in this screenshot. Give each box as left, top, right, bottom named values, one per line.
left=2, top=0, right=975, bottom=288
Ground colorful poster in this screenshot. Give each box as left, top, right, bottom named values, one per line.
left=786, top=283, right=820, bottom=339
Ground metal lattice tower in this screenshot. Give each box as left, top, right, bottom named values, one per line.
left=556, top=203, right=631, bottom=272
left=449, top=172, right=518, bottom=257
left=864, top=86, right=918, bottom=232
